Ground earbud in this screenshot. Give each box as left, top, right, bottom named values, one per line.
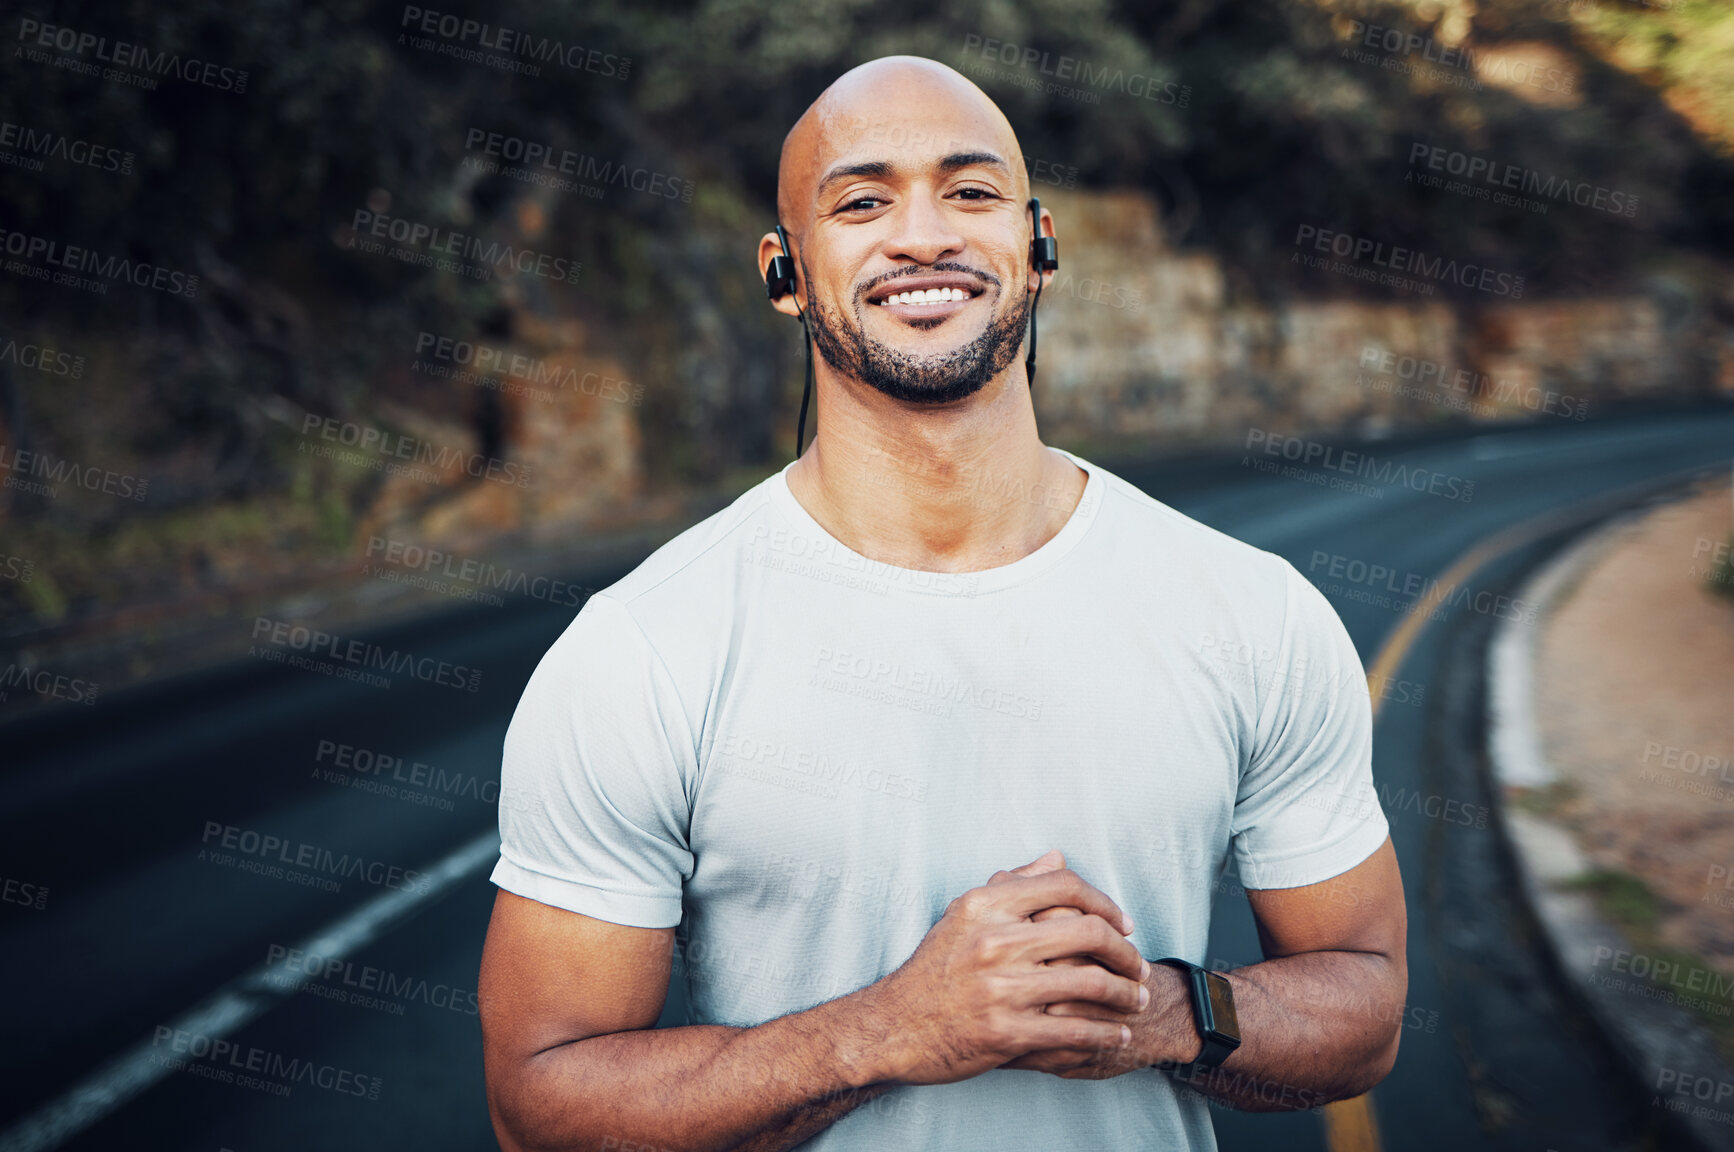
left=1029, top=197, right=1059, bottom=272
left=765, top=225, right=815, bottom=459
left=768, top=201, right=1060, bottom=458
left=766, top=224, right=799, bottom=301
left=1025, top=198, right=1058, bottom=387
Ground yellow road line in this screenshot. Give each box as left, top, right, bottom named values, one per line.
left=1323, top=1093, right=1382, bottom=1152
left=1363, top=517, right=1541, bottom=703
left=1323, top=515, right=1549, bottom=1152
left=1319, top=463, right=1729, bottom=1152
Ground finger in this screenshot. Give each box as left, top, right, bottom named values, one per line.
left=1022, top=951, right=1147, bottom=1013
left=1030, top=905, right=1091, bottom=966
left=1002, top=1047, right=1117, bottom=1074
left=1029, top=904, right=1083, bottom=922
left=1019, top=914, right=1148, bottom=984
left=969, top=868, right=1133, bottom=935
left=999, top=1050, right=1092, bottom=1074
left=1028, top=1014, right=1132, bottom=1056
left=987, top=848, right=1066, bottom=886
left=1038, top=1000, right=1123, bottom=1021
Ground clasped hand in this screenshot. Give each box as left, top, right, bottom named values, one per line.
left=985, top=848, right=1194, bottom=1080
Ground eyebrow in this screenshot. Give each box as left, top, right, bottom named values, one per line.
left=816, top=151, right=1013, bottom=197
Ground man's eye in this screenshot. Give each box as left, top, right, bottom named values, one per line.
left=955, top=188, right=999, bottom=200
left=843, top=197, right=884, bottom=211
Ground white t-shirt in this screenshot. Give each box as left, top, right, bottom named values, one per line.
left=491, top=447, right=1389, bottom=1151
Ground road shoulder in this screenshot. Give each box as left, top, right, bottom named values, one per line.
left=1487, top=476, right=1734, bottom=1152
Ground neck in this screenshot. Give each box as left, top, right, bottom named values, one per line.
left=786, top=359, right=1088, bottom=573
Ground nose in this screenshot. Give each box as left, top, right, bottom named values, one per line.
left=880, top=188, right=966, bottom=269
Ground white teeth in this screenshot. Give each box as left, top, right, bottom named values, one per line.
left=880, top=286, right=970, bottom=306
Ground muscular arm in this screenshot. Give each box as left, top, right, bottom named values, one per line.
left=1009, top=837, right=1407, bottom=1112
left=479, top=890, right=890, bottom=1152
left=1178, top=836, right=1407, bottom=1110
left=480, top=865, right=1147, bottom=1151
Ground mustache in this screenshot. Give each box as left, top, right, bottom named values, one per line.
left=857, top=261, right=1000, bottom=300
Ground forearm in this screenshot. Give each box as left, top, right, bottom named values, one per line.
left=1157, top=950, right=1403, bottom=1113
left=493, top=988, right=895, bottom=1152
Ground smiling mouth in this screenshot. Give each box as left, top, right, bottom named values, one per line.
left=874, top=286, right=978, bottom=308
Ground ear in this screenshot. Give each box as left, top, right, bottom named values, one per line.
left=759, top=231, right=804, bottom=319
left=1027, top=205, right=1057, bottom=295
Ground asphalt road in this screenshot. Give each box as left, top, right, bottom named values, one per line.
left=2, top=406, right=1730, bottom=1152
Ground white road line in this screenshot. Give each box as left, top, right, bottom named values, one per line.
left=0, top=829, right=500, bottom=1152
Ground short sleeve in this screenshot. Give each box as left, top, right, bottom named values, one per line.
left=490, top=593, right=695, bottom=927
left=1231, top=562, right=1390, bottom=890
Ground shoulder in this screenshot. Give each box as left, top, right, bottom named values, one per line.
left=1067, top=450, right=1298, bottom=613
left=599, top=470, right=785, bottom=608
left=540, top=468, right=786, bottom=679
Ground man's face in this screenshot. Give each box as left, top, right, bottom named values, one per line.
left=794, top=114, right=1035, bottom=406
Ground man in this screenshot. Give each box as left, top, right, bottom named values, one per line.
left=479, top=54, right=1406, bottom=1152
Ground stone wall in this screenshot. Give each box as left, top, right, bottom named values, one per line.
left=1032, top=186, right=1728, bottom=451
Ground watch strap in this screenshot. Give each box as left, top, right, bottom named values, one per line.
left=1151, top=957, right=1240, bottom=1071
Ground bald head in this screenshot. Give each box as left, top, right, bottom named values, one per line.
left=776, top=56, right=1029, bottom=235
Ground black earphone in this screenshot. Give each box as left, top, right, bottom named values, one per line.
left=1026, top=196, right=1059, bottom=389
left=765, top=201, right=1059, bottom=459
left=764, top=224, right=817, bottom=456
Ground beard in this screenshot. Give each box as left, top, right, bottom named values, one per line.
left=803, top=263, right=1032, bottom=405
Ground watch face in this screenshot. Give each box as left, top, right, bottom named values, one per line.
left=1202, top=970, right=1240, bottom=1042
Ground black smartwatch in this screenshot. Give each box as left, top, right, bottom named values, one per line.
left=1152, top=958, right=1242, bottom=1070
